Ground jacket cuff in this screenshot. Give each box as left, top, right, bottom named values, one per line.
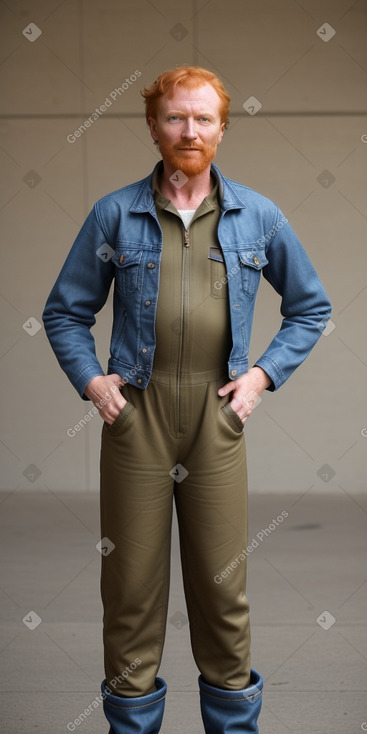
left=253, top=357, right=285, bottom=391
left=74, top=365, right=105, bottom=400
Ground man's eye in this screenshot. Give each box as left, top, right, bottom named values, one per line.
left=168, top=115, right=181, bottom=121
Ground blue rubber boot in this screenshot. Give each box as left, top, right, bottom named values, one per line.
left=199, top=669, right=263, bottom=733
left=101, top=677, right=167, bottom=734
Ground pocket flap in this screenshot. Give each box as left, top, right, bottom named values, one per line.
left=113, top=251, right=143, bottom=268
left=239, top=249, right=268, bottom=270
left=208, top=246, right=224, bottom=263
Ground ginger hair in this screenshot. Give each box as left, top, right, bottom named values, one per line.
left=141, top=65, right=230, bottom=128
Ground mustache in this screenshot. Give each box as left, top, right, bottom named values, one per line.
left=174, top=144, right=205, bottom=150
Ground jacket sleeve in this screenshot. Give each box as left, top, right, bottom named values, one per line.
left=254, top=208, right=332, bottom=390
left=42, top=206, right=115, bottom=399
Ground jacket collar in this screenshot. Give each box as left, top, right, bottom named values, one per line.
left=129, top=161, right=247, bottom=214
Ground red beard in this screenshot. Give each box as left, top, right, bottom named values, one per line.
left=157, top=139, right=218, bottom=177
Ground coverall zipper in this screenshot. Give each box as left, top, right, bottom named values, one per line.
left=176, top=227, right=190, bottom=435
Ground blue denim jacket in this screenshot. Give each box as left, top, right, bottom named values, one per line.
left=43, top=162, right=331, bottom=398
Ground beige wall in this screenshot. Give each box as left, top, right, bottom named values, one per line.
left=0, top=0, right=366, bottom=493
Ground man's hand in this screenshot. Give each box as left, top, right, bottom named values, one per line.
left=218, top=367, right=272, bottom=424
left=84, top=374, right=127, bottom=425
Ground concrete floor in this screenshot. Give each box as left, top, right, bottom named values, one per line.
left=0, top=489, right=366, bottom=734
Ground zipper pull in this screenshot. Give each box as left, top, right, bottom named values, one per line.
left=184, top=230, right=190, bottom=247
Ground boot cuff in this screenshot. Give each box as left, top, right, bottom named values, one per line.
left=101, top=677, right=167, bottom=709
left=198, top=669, right=263, bottom=703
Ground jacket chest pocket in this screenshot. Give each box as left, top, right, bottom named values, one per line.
left=239, top=248, right=268, bottom=297
left=113, top=251, right=143, bottom=296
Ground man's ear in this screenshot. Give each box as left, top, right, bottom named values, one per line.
left=217, top=122, right=226, bottom=144
left=147, top=117, right=159, bottom=143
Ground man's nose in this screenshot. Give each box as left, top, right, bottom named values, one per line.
left=181, top=119, right=197, bottom=139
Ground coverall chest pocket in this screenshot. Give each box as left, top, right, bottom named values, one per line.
left=113, top=250, right=143, bottom=296
left=239, top=248, right=268, bottom=298
left=208, top=247, right=228, bottom=299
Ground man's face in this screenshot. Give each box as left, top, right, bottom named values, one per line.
left=148, top=82, right=225, bottom=177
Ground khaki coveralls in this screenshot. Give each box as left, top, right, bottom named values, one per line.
left=100, top=171, right=251, bottom=697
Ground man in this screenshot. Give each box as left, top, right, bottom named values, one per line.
left=43, top=65, right=331, bottom=734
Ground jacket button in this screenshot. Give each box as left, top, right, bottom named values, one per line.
left=145, top=300, right=151, bottom=306
left=231, top=369, right=237, bottom=377
left=137, top=378, right=142, bottom=383
left=147, top=262, right=155, bottom=269
left=253, top=256, right=259, bottom=265
left=141, top=348, right=147, bottom=354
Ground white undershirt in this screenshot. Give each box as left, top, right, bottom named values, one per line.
left=177, top=209, right=196, bottom=230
